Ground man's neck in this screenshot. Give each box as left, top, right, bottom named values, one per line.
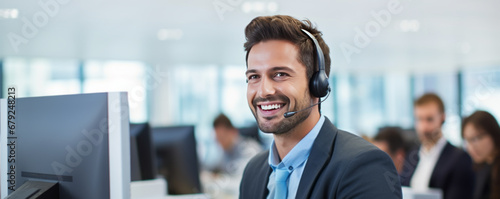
left=274, top=112, right=321, bottom=161
left=422, top=133, right=443, bottom=152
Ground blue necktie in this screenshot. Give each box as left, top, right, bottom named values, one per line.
left=274, top=168, right=290, bottom=199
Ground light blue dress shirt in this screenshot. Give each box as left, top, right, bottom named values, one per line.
left=266, top=115, right=325, bottom=199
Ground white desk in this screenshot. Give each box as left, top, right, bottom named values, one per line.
left=402, top=186, right=442, bottom=199
left=131, top=178, right=210, bottom=199
left=163, top=194, right=210, bottom=199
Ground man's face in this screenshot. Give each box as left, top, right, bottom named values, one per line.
left=414, top=103, right=445, bottom=145
left=246, top=40, right=312, bottom=134
left=214, top=126, right=234, bottom=151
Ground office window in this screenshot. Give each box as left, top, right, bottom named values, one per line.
left=334, top=72, right=413, bottom=137
left=164, top=65, right=219, bottom=125
left=220, top=66, right=255, bottom=126
left=157, top=65, right=220, bottom=166
left=383, top=72, right=413, bottom=128
left=83, top=60, right=148, bottom=123
left=461, top=67, right=500, bottom=119
left=335, top=73, right=386, bottom=136
left=2, top=58, right=80, bottom=97
left=155, top=64, right=221, bottom=155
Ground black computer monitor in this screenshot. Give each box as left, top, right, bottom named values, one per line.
left=238, top=125, right=262, bottom=145
left=0, top=92, right=130, bottom=199
left=152, top=125, right=201, bottom=195
left=130, top=123, right=157, bottom=181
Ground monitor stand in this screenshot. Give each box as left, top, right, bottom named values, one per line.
left=6, top=181, right=59, bottom=199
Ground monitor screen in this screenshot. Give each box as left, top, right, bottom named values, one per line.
left=152, top=125, right=201, bottom=195
left=130, top=123, right=157, bottom=181
left=238, top=125, right=261, bottom=145
left=0, top=92, right=130, bottom=199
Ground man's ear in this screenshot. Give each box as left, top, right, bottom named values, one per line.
left=396, top=149, right=406, bottom=161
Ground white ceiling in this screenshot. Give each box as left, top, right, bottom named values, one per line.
left=1, top=0, right=499, bottom=72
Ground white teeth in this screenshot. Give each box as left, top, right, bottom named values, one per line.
left=261, top=104, right=282, bottom=110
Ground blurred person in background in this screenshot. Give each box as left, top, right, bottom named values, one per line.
left=202, top=113, right=262, bottom=198
left=373, top=127, right=407, bottom=174
left=462, top=110, right=500, bottom=199
left=211, top=113, right=262, bottom=175
left=401, top=93, right=475, bottom=199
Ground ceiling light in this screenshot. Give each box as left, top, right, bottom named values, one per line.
left=157, top=29, right=183, bottom=41
left=0, top=9, right=19, bottom=19
left=242, top=2, right=252, bottom=13
left=240, top=2, right=278, bottom=13
left=267, top=2, right=278, bottom=13
left=399, top=20, right=420, bottom=32
left=254, top=2, right=265, bottom=12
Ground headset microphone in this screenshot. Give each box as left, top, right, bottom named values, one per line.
left=284, top=88, right=330, bottom=118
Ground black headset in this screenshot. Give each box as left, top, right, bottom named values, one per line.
left=301, top=29, right=330, bottom=98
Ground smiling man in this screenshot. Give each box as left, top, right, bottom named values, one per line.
left=239, top=15, right=402, bottom=199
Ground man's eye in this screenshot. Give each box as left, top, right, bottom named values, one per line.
left=275, top=72, right=288, bottom=77
left=248, top=75, right=259, bottom=79
left=246, top=75, right=259, bottom=83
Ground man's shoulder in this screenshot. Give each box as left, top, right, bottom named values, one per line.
left=310, top=125, right=401, bottom=198
left=240, top=150, right=270, bottom=187
left=242, top=150, right=269, bottom=177
left=316, top=123, right=392, bottom=170
left=440, top=141, right=473, bottom=165
left=332, top=129, right=382, bottom=159
left=246, top=150, right=268, bottom=166
left=240, top=150, right=271, bottom=198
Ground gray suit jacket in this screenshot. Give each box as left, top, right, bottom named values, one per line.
left=239, top=117, right=402, bottom=199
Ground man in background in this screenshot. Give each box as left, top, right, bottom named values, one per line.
left=202, top=113, right=262, bottom=198
left=401, top=93, right=475, bottom=199
left=212, top=113, right=262, bottom=175
left=373, top=127, right=407, bottom=174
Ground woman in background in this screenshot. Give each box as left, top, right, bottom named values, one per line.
left=462, top=110, right=500, bottom=199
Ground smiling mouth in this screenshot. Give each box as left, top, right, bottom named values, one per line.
left=257, top=103, right=287, bottom=118
left=259, top=104, right=284, bottom=111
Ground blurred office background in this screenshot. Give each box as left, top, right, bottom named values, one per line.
left=0, top=0, right=499, bottom=151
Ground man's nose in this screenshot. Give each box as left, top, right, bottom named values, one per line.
left=257, top=77, right=276, bottom=98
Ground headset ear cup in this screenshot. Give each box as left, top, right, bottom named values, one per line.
left=301, top=29, right=329, bottom=98
left=310, top=71, right=329, bottom=98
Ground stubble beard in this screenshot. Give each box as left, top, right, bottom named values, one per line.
left=251, top=93, right=312, bottom=135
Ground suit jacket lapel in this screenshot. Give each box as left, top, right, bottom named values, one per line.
left=429, top=142, right=451, bottom=187
left=255, top=152, right=272, bottom=198
left=295, top=117, right=337, bottom=199
left=401, top=148, right=420, bottom=186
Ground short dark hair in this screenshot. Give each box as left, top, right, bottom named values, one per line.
left=244, top=15, right=331, bottom=81
left=213, top=113, right=234, bottom=129
left=374, top=127, right=407, bottom=155
left=414, top=93, right=445, bottom=113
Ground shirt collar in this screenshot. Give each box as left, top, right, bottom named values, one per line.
left=419, top=135, right=447, bottom=157
left=268, top=115, right=325, bottom=171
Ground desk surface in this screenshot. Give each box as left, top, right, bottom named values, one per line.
left=164, top=194, right=210, bottom=199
